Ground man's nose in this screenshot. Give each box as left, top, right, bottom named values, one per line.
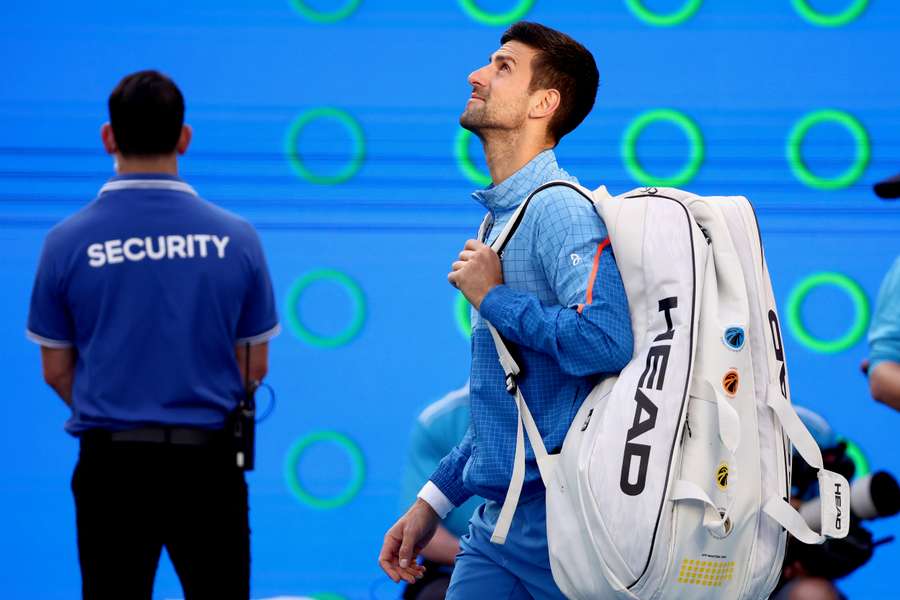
left=467, top=65, right=489, bottom=89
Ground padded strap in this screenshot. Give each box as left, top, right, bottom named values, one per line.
left=488, top=324, right=520, bottom=381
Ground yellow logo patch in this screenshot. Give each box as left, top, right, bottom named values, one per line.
left=677, top=559, right=735, bottom=587
left=716, top=463, right=729, bottom=491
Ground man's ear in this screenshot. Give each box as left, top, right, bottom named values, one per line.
left=176, top=124, right=192, bottom=155
left=529, top=88, right=561, bottom=121
left=100, top=123, right=117, bottom=155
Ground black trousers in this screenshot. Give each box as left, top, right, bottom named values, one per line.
left=72, top=435, right=250, bottom=600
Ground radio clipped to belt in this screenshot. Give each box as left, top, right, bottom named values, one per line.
left=230, top=342, right=258, bottom=471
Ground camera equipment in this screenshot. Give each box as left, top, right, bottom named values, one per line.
left=874, top=172, right=900, bottom=199
left=784, top=445, right=899, bottom=583
left=799, top=470, right=900, bottom=530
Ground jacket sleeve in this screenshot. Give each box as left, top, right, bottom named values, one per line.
left=426, top=423, right=475, bottom=508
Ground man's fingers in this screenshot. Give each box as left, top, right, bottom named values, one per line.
left=451, top=261, right=465, bottom=271
left=378, top=524, right=404, bottom=582
left=378, top=557, right=401, bottom=583
left=399, top=520, right=426, bottom=570
left=463, top=238, right=486, bottom=251
left=458, top=250, right=476, bottom=261
left=398, top=563, right=426, bottom=583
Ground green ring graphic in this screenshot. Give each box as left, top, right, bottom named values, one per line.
left=625, top=0, right=703, bottom=27
left=622, top=109, right=704, bottom=187
left=284, top=431, right=366, bottom=510
left=289, top=0, right=362, bottom=23
left=786, top=272, right=870, bottom=354
left=455, top=128, right=491, bottom=187
left=455, top=292, right=472, bottom=339
left=285, top=107, right=365, bottom=185
left=791, top=0, right=868, bottom=27
left=286, top=269, right=366, bottom=348
left=786, top=109, right=870, bottom=190
left=458, top=0, right=536, bottom=26
left=839, top=437, right=871, bottom=478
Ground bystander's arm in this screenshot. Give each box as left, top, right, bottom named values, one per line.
left=870, top=361, right=900, bottom=411
left=420, top=523, right=461, bottom=565
left=236, top=341, right=269, bottom=385
left=40, top=346, right=76, bottom=406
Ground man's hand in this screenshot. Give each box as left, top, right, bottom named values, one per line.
left=448, top=239, right=502, bottom=310
left=378, top=499, right=440, bottom=584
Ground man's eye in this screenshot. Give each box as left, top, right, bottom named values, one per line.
left=501, top=63, right=511, bottom=72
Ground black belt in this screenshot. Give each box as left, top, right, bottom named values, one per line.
left=82, top=426, right=226, bottom=446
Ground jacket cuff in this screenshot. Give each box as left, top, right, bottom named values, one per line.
left=417, top=481, right=455, bottom=519
left=479, top=284, right=517, bottom=328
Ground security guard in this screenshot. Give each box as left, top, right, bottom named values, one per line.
left=26, top=70, right=279, bottom=599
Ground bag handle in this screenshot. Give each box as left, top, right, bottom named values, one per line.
left=762, top=382, right=849, bottom=543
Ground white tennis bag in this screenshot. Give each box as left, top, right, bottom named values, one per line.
left=484, top=182, right=850, bottom=600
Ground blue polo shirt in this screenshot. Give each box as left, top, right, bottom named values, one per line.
left=869, top=256, right=900, bottom=372
left=27, top=174, right=280, bottom=435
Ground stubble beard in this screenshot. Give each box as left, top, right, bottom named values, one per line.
left=460, top=101, right=490, bottom=135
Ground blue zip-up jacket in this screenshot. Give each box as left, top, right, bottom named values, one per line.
left=429, top=150, right=633, bottom=507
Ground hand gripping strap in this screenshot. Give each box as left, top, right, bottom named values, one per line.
left=764, top=381, right=850, bottom=542
left=487, top=323, right=554, bottom=545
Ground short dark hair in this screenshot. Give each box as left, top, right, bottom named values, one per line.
left=108, top=70, right=185, bottom=156
left=501, top=22, right=599, bottom=144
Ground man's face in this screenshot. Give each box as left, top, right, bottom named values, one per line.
left=460, top=41, right=538, bottom=134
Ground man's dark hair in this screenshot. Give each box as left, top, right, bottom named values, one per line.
left=501, top=22, right=599, bottom=144
left=108, top=70, right=185, bottom=156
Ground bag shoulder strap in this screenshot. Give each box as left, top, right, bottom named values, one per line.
left=487, top=180, right=596, bottom=254
left=485, top=179, right=598, bottom=545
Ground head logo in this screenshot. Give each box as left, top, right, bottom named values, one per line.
left=716, top=463, right=729, bottom=491
left=723, top=326, right=745, bottom=351
left=722, top=369, right=740, bottom=398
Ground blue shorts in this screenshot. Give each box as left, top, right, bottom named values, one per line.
left=446, top=495, right=565, bottom=600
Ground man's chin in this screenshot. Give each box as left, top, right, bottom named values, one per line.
left=459, top=113, right=483, bottom=133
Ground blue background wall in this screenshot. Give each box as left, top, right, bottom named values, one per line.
left=1, top=1, right=899, bottom=598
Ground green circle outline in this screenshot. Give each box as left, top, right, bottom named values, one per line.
left=284, top=430, right=366, bottom=510
left=454, top=128, right=491, bottom=187
left=791, top=0, right=868, bottom=27
left=286, top=269, right=366, bottom=348
left=625, top=0, right=703, bottom=27
left=285, top=107, right=365, bottom=185
left=288, top=0, right=362, bottom=24
left=786, top=109, right=870, bottom=190
left=458, top=0, right=536, bottom=26
left=839, top=437, right=871, bottom=478
left=622, top=109, right=705, bottom=187
left=785, top=272, right=870, bottom=354
left=455, top=292, right=472, bottom=338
